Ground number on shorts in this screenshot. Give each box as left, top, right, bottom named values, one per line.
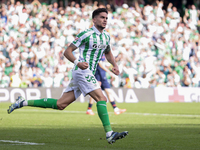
left=85, top=75, right=96, bottom=84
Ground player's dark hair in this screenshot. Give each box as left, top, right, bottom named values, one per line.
left=92, top=8, right=108, bottom=19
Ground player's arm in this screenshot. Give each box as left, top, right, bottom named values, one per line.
left=104, top=45, right=119, bottom=75
left=63, top=43, right=88, bottom=70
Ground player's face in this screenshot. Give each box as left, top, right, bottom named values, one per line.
left=93, top=12, right=108, bottom=31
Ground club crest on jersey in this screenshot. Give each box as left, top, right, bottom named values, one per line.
left=92, top=44, right=107, bottom=49
left=75, top=37, right=79, bottom=41
left=94, top=38, right=97, bottom=42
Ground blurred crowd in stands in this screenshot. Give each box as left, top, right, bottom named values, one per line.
left=0, top=0, right=200, bottom=88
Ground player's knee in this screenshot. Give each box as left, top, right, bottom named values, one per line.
left=57, top=104, right=64, bottom=110
left=58, top=106, right=65, bottom=110
left=102, top=99, right=107, bottom=102
left=57, top=101, right=67, bottom=110
left=98, top=95, right=107, bottom=102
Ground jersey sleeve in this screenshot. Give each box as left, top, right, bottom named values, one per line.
left=72, top=29, right=92, bottom=47
left=72, top=35, right=83, bottom=47
left=106, top=32, right=111, bottom=45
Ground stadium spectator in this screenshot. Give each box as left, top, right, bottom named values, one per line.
left=61, top=75, right=70, bottom=87
left=41, top=70, right=53, bottom=87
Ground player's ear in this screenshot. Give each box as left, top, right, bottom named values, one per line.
left=92, top=18, right=96, bottom=23
left=93, top=16, right=98, bottom=23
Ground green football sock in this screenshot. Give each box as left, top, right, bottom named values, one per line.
left=96, top=101, right=112, bottom=133
left=27, top=98, right=58, bottom=109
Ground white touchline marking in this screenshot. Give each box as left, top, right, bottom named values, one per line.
left=11, top=109, right=200, bottom=118
left=0, top=140, right=45, bottom=145
left=126, top=112, right=200, bottom=117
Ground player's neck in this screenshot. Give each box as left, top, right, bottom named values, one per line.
left=94, top=25, right=104, bottom=33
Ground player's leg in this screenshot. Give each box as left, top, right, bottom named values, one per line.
left=89, top=88, right=112, bottom=135
left=104, top=88, right=126, bottom=115
left=86, top=80, right=102, bottom=115
left=77, top=69, right=128, bottom=143
left=86, top=70, right=101, bottom=115
left=7, top=91, right=76, bottom=114
left=89, top=89, right=128, bottom=144
left=7, top=76, right=79, bottom=114
left=86, top=96, right=95, bottom=115
left=56, top=91, right=76, bottom=110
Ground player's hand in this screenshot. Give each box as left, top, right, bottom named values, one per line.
left=77, top=62, right=89, bottom=70
left=112, top=66, right=119, bottom=75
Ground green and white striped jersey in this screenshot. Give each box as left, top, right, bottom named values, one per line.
left=72, top=26, right=110, bottom=74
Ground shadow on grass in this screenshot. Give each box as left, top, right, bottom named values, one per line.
left=0, top=124, right=200, bottom=150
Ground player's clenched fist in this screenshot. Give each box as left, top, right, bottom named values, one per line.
left=112, top=66, right=119, bottom=75
left=77, top=62, right=89, bottom=70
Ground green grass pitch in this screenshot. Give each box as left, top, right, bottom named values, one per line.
left=0, top=102, right=200, bottom=150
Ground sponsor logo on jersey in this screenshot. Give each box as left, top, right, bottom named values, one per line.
left=92, top=44, right=107, bottom=49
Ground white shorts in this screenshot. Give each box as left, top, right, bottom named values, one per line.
left=64, top=68, right=100, bottom=99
